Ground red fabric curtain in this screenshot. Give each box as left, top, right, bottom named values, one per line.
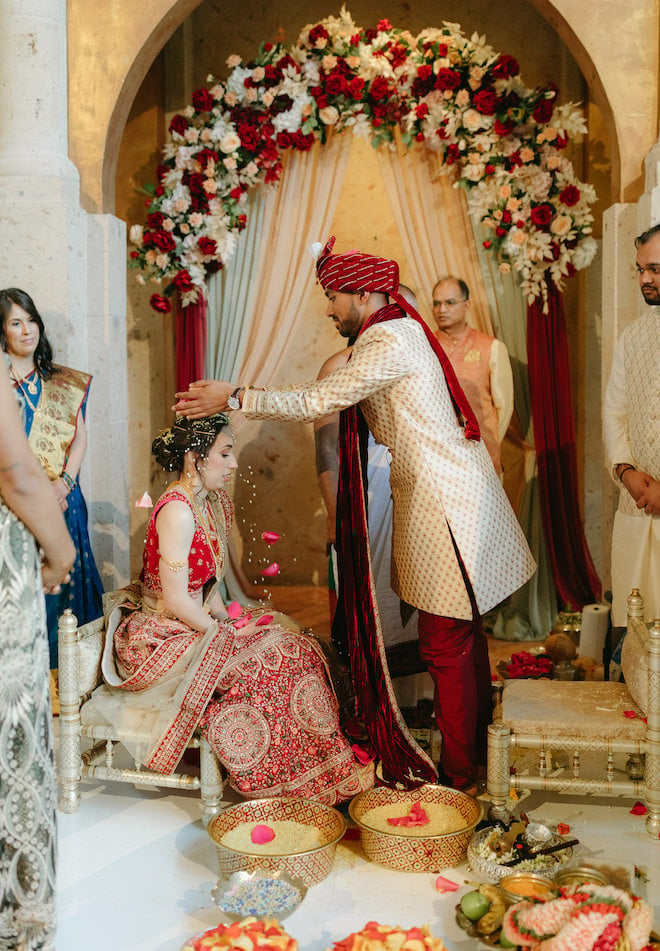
left=527, top=279, right=601, bottom=609
left=175, top=296, right=207, bottom=392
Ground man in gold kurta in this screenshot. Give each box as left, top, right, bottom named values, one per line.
left=175, top=239, right=536, bottom=793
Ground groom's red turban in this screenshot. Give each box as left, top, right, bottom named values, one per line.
left=316, top=236, right=399, bottom=293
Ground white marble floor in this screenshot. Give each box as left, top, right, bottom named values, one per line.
left=55, top=765, right=660, bottom=951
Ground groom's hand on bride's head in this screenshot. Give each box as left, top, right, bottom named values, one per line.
left=173, top=380, right=234, bottom=418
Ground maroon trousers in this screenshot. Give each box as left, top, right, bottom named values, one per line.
left=417, top=571, right=492, bottom=790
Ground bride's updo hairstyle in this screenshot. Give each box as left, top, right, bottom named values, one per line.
left=152, top=414, right=231, bottom=472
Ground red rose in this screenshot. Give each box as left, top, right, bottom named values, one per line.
left=146, top=212, right=165, bottom=229
left=556, top=133, right=568, bottom=149
left=155, top=185, right=164, bottom=197
left=238, top=123, right=260, bottom=151
left=293, top=130, right=314, bottom=151
left=196, top=148, right=219, bottom=170
left=434, top=68, right=461, bottom=91
left=192, top=87, right=214, bottom=112
left=130, top=250, right=139, bottom=259
left=198, top=236, right=217, bottom=256
left=172, top=269, right=194, bottom=292
left=560, top=185, right=581, bottom=207
left=315, top=94, right=329, bottom=109
left=415, top=102, right=429, bottom=119
left=369, top=76, right=391, bottom=101
left=483, top=239, right=492, bottom=249
left=492, top=54, right=519, bottom=79
left=276, top=54, right=297, bottom=73
left=325, top=73, right=348, bottom=96
left=533, top=98, right=554, bottom=123
left=437, top=43, right=448, bottom=57
left=485, top=164, right=495, bottom=175
left=325, top=73, right=347, bottom=96
left=263, top=65, right=279, bottom=86
left=151, top=231, right=176, bottom=252
left=168, top=114, right=189, bottom=136
left=494, top=118, right=515, bottom=136
left=229, top=186, right=243, bottom=200
left=236, top=214, right=247, bottom=230
left=150, top=294, right=171, bottom=314
left=347, top=77, right=365, bottom=100
left=308, top=24, right=329, bottom=45
left=415, top=132, right=425, bottom=142
left=187, top=172, right=206, bottom=194
left=502, top=211, right=512, bottom=224
left=276, top=131, right=294, bottom=149
left=417, top=64, right=433, bottom=82
left=350, top=32, right=362, bottom=46
left=156, top=163, right=169, bottom=183
left=376, top=18, right=392, bottom=31
left=530, top=203, right=554, bottom=229
left=473, top=89, right=498, bottom=115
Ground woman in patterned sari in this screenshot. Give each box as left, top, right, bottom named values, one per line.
left=0, top=355, right=75, bottom=950
left=93, top=414, right=371, bottom=805
left=0, top=287, right=103, bottom=669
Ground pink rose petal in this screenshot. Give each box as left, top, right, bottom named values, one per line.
left=250, top=824, right=275, bottom=845
left=623, top=710, right=637, bottom=719
left=255, top=614, right=274, bottom=626
left=233, top=612, right=252, bottom=628
left=261, top=563, right=280, bottom=577
left=351, top=744, right=375, bottom=765
left=135, top=491, right=153, bottom=508
left=435, top=875, right=460, bottom=893
left=227, top=601, right=242, bottom=619
left=387, top=802, right=430, bottom=827
left=261, top=531, right=281, bottom=545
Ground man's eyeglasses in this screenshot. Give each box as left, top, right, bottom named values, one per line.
left=432, top=298, right=467, bottom=308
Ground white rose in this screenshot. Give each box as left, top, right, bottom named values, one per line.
left=462, top=109, right=484, bottom=132
left=319, top=105, right=339, bottom=125
left=220, top=132, right=241, bottom=154
left=550, top=215, right=572, bottom=236
left=162, top=218, right=175, bottom=232
left=129, top=224, right=143, bottom=244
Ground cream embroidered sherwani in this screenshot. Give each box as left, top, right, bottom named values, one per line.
left=243, top=318, right=536, bottom=620
left=604, top=309, right=660, bottom=625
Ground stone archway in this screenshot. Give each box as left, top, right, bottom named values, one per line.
left=64, top=0, right=659, bottom=585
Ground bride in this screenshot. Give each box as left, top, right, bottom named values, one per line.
left=92, top=413, right=371, bottom=805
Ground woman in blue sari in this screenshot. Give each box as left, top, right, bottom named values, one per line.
left=0, top=287, right=103, bottom=668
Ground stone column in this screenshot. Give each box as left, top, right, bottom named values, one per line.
left=0, top=0, right=129, bottom=589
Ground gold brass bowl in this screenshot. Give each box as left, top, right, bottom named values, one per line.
left=348, top=783, right=483, bottom=872
left=207, top=797, right=346, bottom=887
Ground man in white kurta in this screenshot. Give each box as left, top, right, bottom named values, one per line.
left=603, top=225, right=660, bottom=626
left=175, top=239, right=535, bottom=792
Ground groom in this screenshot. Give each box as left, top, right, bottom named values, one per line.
left=174, top=237, right=536, bottom=793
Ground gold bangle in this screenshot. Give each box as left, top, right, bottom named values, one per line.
left=160, top=556, right=187, bottom=572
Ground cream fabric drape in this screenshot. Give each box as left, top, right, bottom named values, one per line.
left=206, top=134, right=352, bottom=384
left=238, top=134, right=353, bottom=385
left=374, top=135, right=493, bottom=331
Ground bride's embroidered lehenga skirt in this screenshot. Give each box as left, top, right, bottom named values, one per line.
left=95, top=595, right=371, bottom=807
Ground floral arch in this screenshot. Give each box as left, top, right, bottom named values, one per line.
left=129, top=8, right=601, bottom=617
left=129, top=6, right=596, bottom=313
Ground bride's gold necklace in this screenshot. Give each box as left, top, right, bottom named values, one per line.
left=170, top=479, right=224, bottom=578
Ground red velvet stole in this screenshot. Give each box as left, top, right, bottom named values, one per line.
left=332, top=302, right=478, bottom=786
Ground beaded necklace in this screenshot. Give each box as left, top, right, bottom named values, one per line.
left=169, top=480, right=224, bottom=579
